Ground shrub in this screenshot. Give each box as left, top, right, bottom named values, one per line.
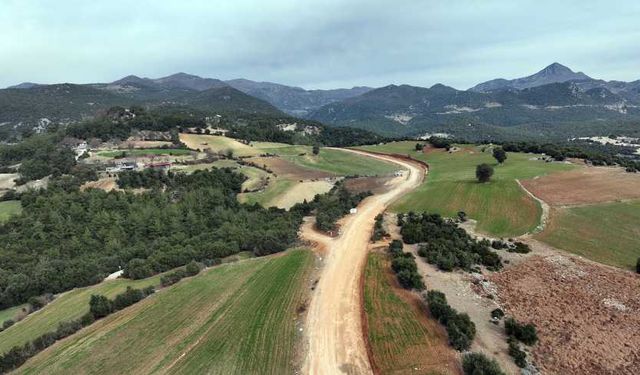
left=636, top=257, right=640, bottom=274
left=509, top=242, right=531, bottom=254
left=505, top=317, right=538, bottom=345
left=426, top=290, right=476, bottom=351
left=89, top=295, right=113, bottom=319
left=462, top=352, right=505, bottom=375
left=508, top=339, right=527, bottom=368
left=2, top=319, right=15, bottom=329
left=476, top=163, right=494, bottom=183
left=185, top=260, right=202, bottom=276
left=396, top=269, right=425, bottom=290
left=491, top=308, right=505, bottom=320
left=112, top=287, right=145, bottom=311
left=493, top=147, right=507, bottom=164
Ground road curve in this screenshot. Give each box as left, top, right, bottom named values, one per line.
left=301, top=149, right=425, bottom=375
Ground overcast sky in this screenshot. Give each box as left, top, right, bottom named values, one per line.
left=1, top=0, right=639, bottom=89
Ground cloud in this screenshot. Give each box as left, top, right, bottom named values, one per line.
left=0, top=0, right=638, bottom=89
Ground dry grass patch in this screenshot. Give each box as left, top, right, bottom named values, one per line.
left=521, top=166, right=640, bottom=206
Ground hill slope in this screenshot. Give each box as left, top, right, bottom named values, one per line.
left=226, top=78, right=372, bottom=116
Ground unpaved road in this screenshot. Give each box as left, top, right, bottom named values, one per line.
left=301, top=149, right=425, bottom=375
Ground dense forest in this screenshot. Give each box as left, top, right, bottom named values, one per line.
left=0, top=169, right=302, bottom=308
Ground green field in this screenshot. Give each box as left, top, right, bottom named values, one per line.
left=0, top=304, right=26, bottom=324
left=97, top=148, right=193, bottom=158
left=19, top=249, right=313, bottom=375
left=0, top=200, right=22, bottom=223
left=364, top=253, right=457, bottom=374
left=536, top=201, right=640, bottom=270
left=0, top=275, right=162, bottom=354
left=239, top=178, right=295, bottom=206
left=359, top=142, right=574, bottom=237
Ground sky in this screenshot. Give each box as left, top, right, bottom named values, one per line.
left=1, top=0, right=639, bottom=90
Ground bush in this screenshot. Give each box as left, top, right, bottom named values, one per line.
left=185, top=260, right=202, bottom=276
left=462, top=352, right=505, bottom=375
left=636, top=257, right=640, bottom=274
left=124, top=258, right=155, bottom=280
left=509, top=242, right=531, bottom=254
left=112, top=287, right=145, bottom=311
left=2, top=319, right=15, bottom=329
left=508, top=339, right=527, bottom=368
left=396, top=269, right=425, bottom=290
left=476, top=163, right=494, bottom=183
left=491, top=308, right=504, bottom=320
left=89, top=295, right=113, bottom=319
left=505, top=317, right=538, bottom=345
left=426, top=290, right=476, bottom=351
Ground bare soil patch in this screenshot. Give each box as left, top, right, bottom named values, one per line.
left=521, top=166, right=640, bottom=206
left=489, top=253, right=640, bottom=375
left=248, top=156, right=333, bottom=179
left=81, top=177, right=118, bottom=192
left=344, top=176, right=395, bottom=195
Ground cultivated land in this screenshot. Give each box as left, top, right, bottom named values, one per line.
left=535, top=201, right=640, bottom=270
left=490, top=250, right=640, bottom=374
left=521, top=166, right=640, bottom=206
left=301, top=150, right=424, bottom=374
left=97, top=148, right=193, bottom=158
left=0, top=200, right=22, bottom=222
left=364, top=252, right=460, bottom=375
left=19, top=249, right=314, bottom=375
left=0, top=275, right=162, bottom=354
left=358, top=142, right=575, bottom=237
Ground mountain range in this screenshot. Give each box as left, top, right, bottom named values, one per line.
left=2, top=63, right=639, bottom=141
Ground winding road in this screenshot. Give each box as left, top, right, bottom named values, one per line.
left=301, top=149, right=425, bottom=375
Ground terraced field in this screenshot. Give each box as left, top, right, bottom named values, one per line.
left=363, top=253, right=460, bottom=375
left=535, top=201, right=640, bottom=270
left=358, top=142, right=574, bottom=237
left=19, top=249, right=314, bottom=375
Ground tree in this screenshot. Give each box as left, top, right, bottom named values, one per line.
left=415, top=143, right=424, bottom=151
left=462, top=353, right=505, bottom=375
left=312, top=144, right=320, bottom=155
left=476, top=163, right=494, bottom=183
left=493, top=147, right=507, bottom=164
left=89, top=295, right=112, bottom=319
left=636, top=257, right=640, bottom=274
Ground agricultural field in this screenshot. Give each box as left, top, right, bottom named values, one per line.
left=179, top=133, right=262, bottom=157
left=239, top=178, right=295, bottom=206
left=358, top=141, right=575, bottom=237
left=0, top=200, right=22, bottom=223
left=0, top=275, right=162, bottom=354
left=535, top=201, right=640, bottom=270
left=363, top=253, right=460, bottom=375
left=19, top=249, right=314, bottom=375
left=96, top=148, right=193, bottom=158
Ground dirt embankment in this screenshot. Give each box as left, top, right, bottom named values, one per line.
left=300, top=150, right=424, bottom=375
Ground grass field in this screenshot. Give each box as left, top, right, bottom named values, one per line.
left=0, top=304, right=26, bottom=324
left=97, top=148, right=193, bottom=158
left=364, top=253, right=459, bottom=375
left=0, top=200, right=22, bottom=223
left=358, top=142, right=574, bottom=237
left=179, top=134, right=262, bottom=157
left=239, top=178, right=295, bottom=206
left=19, top=249, right=313, bottom=375
left=536, top=201, right=640, bottom=270
left=0, top=275, right=162, bottom=354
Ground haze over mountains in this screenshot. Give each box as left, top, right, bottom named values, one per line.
left=2, top=63, right=639, bottom=140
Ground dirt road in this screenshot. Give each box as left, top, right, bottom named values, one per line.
left=301, top=149, right=425, bottom=375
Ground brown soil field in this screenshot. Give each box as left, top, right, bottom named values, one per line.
left=343, top=176, right=395, bottom=195
left=247, top=156, right=333, bottom=179
left=81, top=177, right=118, bottom=192
left=490, top=254, right=640, bottom=375
left=521, top=166, right=640, bottom=206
